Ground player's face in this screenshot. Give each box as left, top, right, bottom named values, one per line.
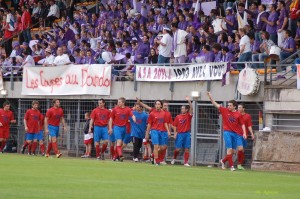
left=118, top=100, right=124, bottom=107
left=163, top=103, right=168, bottom=111
left=32, top=103, right=39, bottom=110
left=85, top=113, right=89, bottom=120
left=181, top=106, right=187, bottom=114
left=155, top=101, right=162, bottom=110
left=98, top=100, right=105, bottom=108
left=135, top=104, right=142, bottom=111
left=238, top=105, right=244, bottom=113
left=227, top=103, right=235, bottom=111
left=3, top=104, right=10, bottom=111
left=54, top=100, right=60, bottom=108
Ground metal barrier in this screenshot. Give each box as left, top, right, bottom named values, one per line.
left=8, top=99, right=262, bottom=168
left=268, top=115, right=300, bottom=133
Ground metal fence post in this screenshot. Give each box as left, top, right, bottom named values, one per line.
left=191, top=99, right=198, bottom=166
left=75, top=100, right=81, bottom=157
left=17, top=99, right=21, bottom=151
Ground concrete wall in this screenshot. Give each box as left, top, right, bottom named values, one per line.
left=2, top=75, right=264, bottom=102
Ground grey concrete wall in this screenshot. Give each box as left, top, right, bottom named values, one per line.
left=2, top=76, right=264, bottom=102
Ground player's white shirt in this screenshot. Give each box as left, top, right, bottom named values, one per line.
left=53, top=54, right=71, bottom=66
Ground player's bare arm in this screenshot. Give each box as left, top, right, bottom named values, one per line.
left=89, top=118, right=94, bottom=133
left=173, top=126, right=177, bottom=139
left=248, top=126, right=255, bottom=139
left=186, top=96, right=193, bottom=115
left=145, top=123, right=151, bottom=140
left=61, top=117, right=67, bottom=133
left=165, top=123, right=171, bottom=137
left=108, top=118, right=113, bottom=135
left=242, top=124, right=247, bottom=139
left=136, top=97, right=152, bottom=111
left=44, top=117, right=49, bottom=134
left=207, top=92, right=220, bottom=109
left=132, top=115, right=137, bottom=123
left=24, top=118, right=28, bottom=132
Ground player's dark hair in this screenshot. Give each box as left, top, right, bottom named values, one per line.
left=228, top=100, right=237, bottom=108
left=3, top=102, right=10, bottom=107
left=162, top=100, right=169, bottom=105
left=119, top=97, right=126, bottom=104
left=52, top=99, right=59, bottom=105
left=239, top=103, right=246, bottom=109
left=32, top=100, right=39, bottom=106
left=154, top=100, right=163, bottom=106
left=99, top=98, right=105, bottom=104
left=183, top=105, right=190, bottom=111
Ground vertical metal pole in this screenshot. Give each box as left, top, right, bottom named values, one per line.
left=17, top=99, right=22, bottom=151
left=134, top=72, right=138, bottom=91
left=191, top=99, right=198, bottom=166
left=220, top=102, right=226, bottom=159
left=75, top=100, right=81, bottom=157
left=10, top=68, right=14, bottom=90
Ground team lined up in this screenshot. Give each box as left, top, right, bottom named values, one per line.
left=0, top=94, right=253, bottom=169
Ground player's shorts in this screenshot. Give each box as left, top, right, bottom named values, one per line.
left=113, top=126, right=126, bottom=141
left=94, top=126, right=109, bottom=142
left=26, top=133, right=39, bottom=141
left=37, top=130, right=44, bottom=141
left=84, top=138, right=93, bottom=145
left=175, top=132, right=191, bottom=149
left=151, top=130, right=168, bottom=146
left=109, top=133, right=116, bottom=142
left=0, top=128, right=9, bottom=139
left=123, top=133, right=132, bottom=145
left=223, top=131, right=237, bottom=149
left=242, top=139, right=247, bottom=148
left=48, top=125, right=59, bottom=138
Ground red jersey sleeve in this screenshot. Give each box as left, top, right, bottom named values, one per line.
left=245, top=114, right=253, bottom=127
left=46, top=109, right=52, bottom=118
left=24, top=110, right=30, bottom=120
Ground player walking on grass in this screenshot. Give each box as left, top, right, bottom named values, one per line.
left=0, top=102, right=16, bottom=153
left=109, top=97, right=136, bottom=161
left=22, top=101, right=41, bottom=155
left=171, top=96, right=193, bottom=166
left=145, top=100, right=171, bottom=166
left=237, top=103, right=255, bottom=169
left=136, top=98, right=172, bottom=164
left=89, top=99, right=110, bottom=160
left=45, top=99, right=67, bottom=158
left=207, top=92, right=247, bottom=171
left=130, top=103, right=148, bottom=162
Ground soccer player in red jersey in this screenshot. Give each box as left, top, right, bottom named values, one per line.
left=0, top=102, right=16, bottom=153
left=38, top=112, right=45, bottom=156
left=145, top=100, right=171, bottom=165
left=44, top=99, right=67, bottom=158
left=207, top=92, right=247, bottom=171
left=171, top=96, right=193, bottom=166
left=237, top=103, right=255, bottom=169
left=22, top=101, right=41, bottom=155
left=89, top=99, right=110, bottom=160
left=109, top=97, right=136, bottom=161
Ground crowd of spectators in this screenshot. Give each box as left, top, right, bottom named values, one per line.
left=0, top=0, right=299, bottom=79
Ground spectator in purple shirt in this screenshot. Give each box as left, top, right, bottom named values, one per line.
left=223, top=7, right=236, bottom=36
left=200, top=45, right=214, bottom=63
left=212, top=44, right=222, bottom=62
left=279, top=30, right=296, bottom=62
left=276, top=1, right=289, bottom=47
left=178, top=14, right=188, bottom=31
left=84, top=50, right=95, bottom=64
left=133, top=36, right=150, bottom=64
left=262, top=4, right=279, bottom=45
left=221, top=46, right=235, bottom=63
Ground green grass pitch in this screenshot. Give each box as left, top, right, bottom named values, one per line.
left=0, top=154, right=299, bottom=199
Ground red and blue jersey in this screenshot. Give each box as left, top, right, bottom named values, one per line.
left=46, top=107, right=64, bottom=127
left=147, top=109, right=168, bottom=131
left=110, top=106, right=133, bottom=127
left=91, top=107, right=110, bottom=126
left=173, top=113, right=193, bottom=133
left=24, top=109, right=41, bottom=133
left=219, top=106, right=244, bottom=136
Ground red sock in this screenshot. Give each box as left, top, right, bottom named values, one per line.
left=31, top=142, right=38, bottom=153
left=184, top=152, right=189, bottom=164
left=158, top=150, right=163, bottom=161
left=117, top=146, right=122, bottom=157
left=173, top=150, right=179, bottom=159
left=238, top=151, right=245, bottom=165
left=222, top=155, right=229, bottom=163
left=40, top=143, right=45, bottom=153
left=28, top=143, right=32, bottom=153
left=113, top=146, right=118, bottom=159
left=228, top=154, right=234, bottom=167
left=52, top=142, right=59, bottom=154
left=23, top=142, right=29, bottom=149
left=155, top=158, right=160, bottom=164
left=101, top=143, right=108, bottom=154
left=161, top=148, right=167, bottom=161
left=0, top=140, right=6, bottom=151
left=46, top=142, right=52, bottom=154
left=95, top=145, right=100, bottom=157
left=110, top=145, right=114, bottom=158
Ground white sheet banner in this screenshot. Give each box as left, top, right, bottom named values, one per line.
left=136, top=63, right=227, bottom=82
left=297, top=65, right=300, bottom=90
left=22, top=64, right=111, bottom=95
left=201, top=1, right=216, bottom=16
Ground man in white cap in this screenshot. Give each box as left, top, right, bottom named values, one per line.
left=155, top=26, right=172, bottom=64
left=43, top=48, right=55, bottom=67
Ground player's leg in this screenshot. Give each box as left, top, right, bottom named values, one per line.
left=183, top=132, right=191, bottom=166
left=132, top=137, right=142, bottom=162
left=49, top=125, right=61, bottom=158
left=38, top=131, right=45, bottom=156
left=87, top=143, right=92, bottom=157
left=236, top=134, right=245, bottom=170
left=159, top=132, right=168, bottom=164
left=82, top=143, right=88, bottom=158
left=94, top=126, right=101, bottom=159
left=151, top=130, right=160, bottom=165
left=25, top=133, right=34, bottom=155
left=1, top=129, right=10, bottom=152
left=31, top=134, right=38, bottom=155
left=171, top=133, right=183, bottom=165
left=114, top=126, right=126, bottom=161
left=21, top=133, right=30, bottom=154
left=221, top=131, right=235, bottom=170
left=100, top=127, right=109, bottom=160
left=109, top=132, right=116, bottom=159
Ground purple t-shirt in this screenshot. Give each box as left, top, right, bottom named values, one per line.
left=277, top=8, right=288, bottom=30
left=226, top=15, right=236, bottom=35
left=283, top=37, right=296, bottom=53
left=296, top=27, right=300, bottom=38
left=266, top=12, right=278, bottom=34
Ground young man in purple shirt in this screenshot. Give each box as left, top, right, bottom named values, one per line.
left=279, top=30, right=296, bottom=63
left=276, top=1, right=289, bottom=47
left=262, top=4, right=279, bottom=45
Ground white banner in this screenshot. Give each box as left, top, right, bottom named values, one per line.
left=22, top=64, right=111, bottom=95
left=0, top=71, right=4, bottom=91
left=201, top=1, right=216, bottom=16
left=136, top=63, right=227, bottom=82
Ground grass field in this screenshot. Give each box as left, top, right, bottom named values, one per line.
left=0, top=154, right=299, bottom=199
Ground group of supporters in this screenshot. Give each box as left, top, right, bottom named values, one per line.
left=0, top=93, right=254, bottom=170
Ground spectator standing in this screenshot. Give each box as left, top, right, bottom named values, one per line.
left=156, top=26, right=172, bottom=64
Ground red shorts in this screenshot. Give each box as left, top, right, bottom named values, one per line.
left=0, top=128, right=10, bottom=139
left=84, top=138, right=93, bottom=145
